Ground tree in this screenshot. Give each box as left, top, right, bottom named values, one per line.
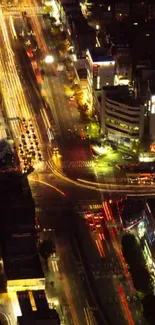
left=43, top=5, right=53, bottom=15
left=56, top=40, right=69, bottom=53
left=121, top=234, right=153, bottom=295
left=62, top=57, right=72, bottom=69
left=49, top=16, right=57, bottom=25
left=142, top=294, right=155, bottom=325
left=39, top=240, right=55, bottom=260
left=51, top=26, right=61, bottom=36
left=132, top=267, right=153, bottom=294
left=64, top=85, right=74, bottom=97
left=86, top=122, right=100, bottom=139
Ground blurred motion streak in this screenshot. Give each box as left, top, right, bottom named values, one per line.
left=117, top=285, right=134, bottom=325
left=9, top=16, right=17, bottom=39
left=84, top=307, right=95, bottom=325
left=103, top=202, right=135, bottom=294
left=29, top=178, right=66, bottom=196
left=61, top=272, right=80, bottom=325
left=0, top=8, right=31, bottom=138
left=95, top=239, right=105, bottom=257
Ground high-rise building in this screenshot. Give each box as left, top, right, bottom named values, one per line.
left=101, top=86, right=144, bottom=148
left=86, top=47, right=115, bottom=90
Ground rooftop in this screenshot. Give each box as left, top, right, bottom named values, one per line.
left=3, top=235, right=37, bottom=257
left=120, top=198, right=145, bottom=225
left=89, top=47, right=114, bottom=63
left=103, top=85, right=141, bottom=107
left=17, top=310, right=60, bottom=325
left=77, top=68, right=87, bottom=79
left=4, top=253, right=44, bottom=280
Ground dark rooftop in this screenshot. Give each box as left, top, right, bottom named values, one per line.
left=89, top=47, right=114, bottom=63
left=120, top=198, right=145, bottom=227
left=4, top=253, right=44, bottom=280
left=3, top=235, right=37, bottom=257
left=103, top=85, right=141, bottom=107
left=17, top=310, right=60, bottom=325
left=77, top=68, right=87, bottom=79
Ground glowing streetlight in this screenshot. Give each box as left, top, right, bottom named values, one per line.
left=44, top=55, right=54, bottom=63
left=96, top=24, right=100, bottom=30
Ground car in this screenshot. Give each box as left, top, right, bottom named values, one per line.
left=95, top=221, right=101, bottom=228
left=143, top=179, right=153, bottom=185
left=53, top=147, right=59, bottom=154
left=87, top=217, right=94, bottom=226
left=122, top=155, right=132, bottom=160
left=85, top=211, right=92, bottom=218
left=94, top=214, right=99, bottom=220
left=129, top=178, right=140, bottom=184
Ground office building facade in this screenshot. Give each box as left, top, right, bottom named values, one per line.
left=101, top=86, right=144, bottom=148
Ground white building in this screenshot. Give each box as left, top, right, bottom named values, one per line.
left=101, top=86, right=144, bottom=148
left=86, top=48, right=115, bottom=90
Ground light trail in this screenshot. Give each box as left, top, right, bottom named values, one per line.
left=9, top=16, right=17, bottom=39
left=84, top=307, right=95, bottom=325
left=103, top=202, right=135, bottom=294
left=22, top=0, right=48, bottom=52
left=61, top=272, right=80, bottom=325
left=29, top=178, right=66, bottom=196
left=95, top=239, right=105, bottom=258
left=0, top=8, right=31, bottom=139
left=117, top=285, right=134, bottom=325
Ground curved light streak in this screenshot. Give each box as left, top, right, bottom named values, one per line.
left=30, top=178, right=66, bottom=196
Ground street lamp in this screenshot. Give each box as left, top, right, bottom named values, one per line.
left=44, top=55, right=54, bottom=64
left=96, top=24, right=100, bottom=31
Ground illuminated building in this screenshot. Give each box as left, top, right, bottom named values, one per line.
left=101, top=86, right=145, bottom=148
left=16, top=290, right=60, bottom=325
left=118, top=198, right=146, bottom=230
left=87, top=48, right=115, bottom=90
left=77, top=68, right=93, bottom=108
left=80, top=1, right=152, bottom=22
left=150, top=95, right=155, bottom=144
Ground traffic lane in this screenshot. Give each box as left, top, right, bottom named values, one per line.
left=56, top=235, right=93, bottom=325
left=34, top=191, right=104, bottom=325
left=47, top=77, right=74, bottom=132
left=62, top=231, right=105, bottom=325
left=47, top=76, right=83, bottom=136
left=32, top=190, right=101, bottom=324
left=73, top=212, right=129, bottom=325
left=51, top=77, right=80, bottom=124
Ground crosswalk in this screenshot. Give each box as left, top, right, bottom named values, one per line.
left=35, top=201, right=103, bottom=213
left=62, top=160, right=94, bottom=168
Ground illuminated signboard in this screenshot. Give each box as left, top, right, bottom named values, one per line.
left=93, top=64, right=99, bottom=77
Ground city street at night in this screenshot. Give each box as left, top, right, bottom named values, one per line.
left=1, top=1, right=155, bottom=325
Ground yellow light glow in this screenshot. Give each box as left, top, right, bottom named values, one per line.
left=44, top=55, right=54, bottom=64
